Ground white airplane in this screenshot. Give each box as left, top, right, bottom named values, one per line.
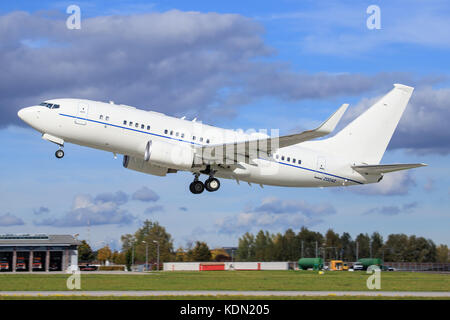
left=18, top=83, right=426, bottom=194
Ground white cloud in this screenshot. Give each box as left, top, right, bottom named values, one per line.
left=0, top=10, right=418, bottom=127
left=351, top=171, right=416, bottom=196
left=34, top=192, right=135, bottom=227
left=216, top=197, right=334, bottom=234
left=0, top=213, right=25, bottom=226
left=132, top=187, right=159, bottom=202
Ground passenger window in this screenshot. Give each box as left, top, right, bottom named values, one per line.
left=287, top=157, right=290, bottom=162
left=170, top=130, right=173, bottom=135
left=123, top=120, right=127, bottom=125
left=193, top=136, right=196, bottom=140
left=141, top=124, right=144, bottom=129
left=99, top=115, right=103, bottom=120
left=293, top=158, right=296, bottom=163
left=52, top=104, right=60, bottom=109
left=206, top=139, right=210, bottom=144
left=176, top=132, right=179, bottom=137
left=129, top=122, right=133, bottom=126
left=105, top=116, right=109, bottom=121
left=181, top=133, right=184, bottom=138
left=164, top=129, right=168, bottom=134
left=135, top=123, right=139, bottom=128
left=147, top=125, right=150, bottom=130
left=298, top=160, right=302, bottom=164
left=200, top=137, right=203, bottom=142
left=281, top=156, right=285, bottom=161
left=276, top=154, right=279, bottom=159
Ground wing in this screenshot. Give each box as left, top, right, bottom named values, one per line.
left=197, top=103, right=349, bottom=164
left=352, top=163, right=427, bottom=175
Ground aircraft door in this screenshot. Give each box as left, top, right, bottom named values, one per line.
left=75, top=102, right=89, bottom=125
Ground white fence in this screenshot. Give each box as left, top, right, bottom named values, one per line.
left=163, top=261, right=289, bottom=271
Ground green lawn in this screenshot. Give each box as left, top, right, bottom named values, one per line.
left=0, top=271, right=448, bottom=292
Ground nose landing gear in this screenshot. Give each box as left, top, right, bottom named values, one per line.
left=55, top=148, right=64, bottom=159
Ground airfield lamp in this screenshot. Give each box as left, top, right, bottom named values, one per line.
left=142, top=241, right=148, bottom=272
left=153, top=240, right=160, bottom=271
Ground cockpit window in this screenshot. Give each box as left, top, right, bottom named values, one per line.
left=39, top=102, right=60, bottom=109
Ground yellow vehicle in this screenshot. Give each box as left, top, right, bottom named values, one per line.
left=330, top=260, right=349, bottom=271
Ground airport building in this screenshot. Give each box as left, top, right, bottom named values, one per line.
left=0, top=234, right=81, bottom=272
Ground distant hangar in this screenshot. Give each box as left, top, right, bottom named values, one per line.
left=0, top=234, right=81, bottom=272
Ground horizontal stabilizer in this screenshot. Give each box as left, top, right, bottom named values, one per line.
left=352, top=163, right=427, bottom=175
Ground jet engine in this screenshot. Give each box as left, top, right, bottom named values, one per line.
left=143, top=139, right=194, bottom=170
left=123, top=155, right=168, bottom=176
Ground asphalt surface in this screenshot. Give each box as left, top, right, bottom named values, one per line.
left=0, top=290, right=448, bottom=297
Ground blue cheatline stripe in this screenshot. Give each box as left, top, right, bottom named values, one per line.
left=60, top=112, right=363, bottom=185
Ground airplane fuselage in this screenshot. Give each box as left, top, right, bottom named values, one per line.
left=18, top=98, right=373, bottom=189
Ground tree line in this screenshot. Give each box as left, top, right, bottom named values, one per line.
left=236, top=227, right=449, bottom=263
left=78, top=220, right=449, bottom=265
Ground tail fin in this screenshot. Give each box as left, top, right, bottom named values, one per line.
left=320, top=84, right=414, bottom=164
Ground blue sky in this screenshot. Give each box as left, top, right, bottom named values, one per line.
left=0, top=0, right=449, bottom=250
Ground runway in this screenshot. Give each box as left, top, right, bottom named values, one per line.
left=0, top=290, right=448, bottom=297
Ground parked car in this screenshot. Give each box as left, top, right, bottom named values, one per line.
left=353, top=262, right=364, bottom=271
left=79, top=264, right=98, bottom=271
left=0, top=259, right=9, bottom=271
left=32, top=257, right=43, bottom=270
left=16, top=257, right=26, bottom=270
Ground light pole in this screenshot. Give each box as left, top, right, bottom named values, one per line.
left=153, top=240, right=160, bottom=271
left=142, top=240, right=148, bottom=271
left=131, top=237, right=135, bottom=268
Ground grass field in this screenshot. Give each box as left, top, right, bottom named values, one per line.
left=0, top=271, right=448, bottom=292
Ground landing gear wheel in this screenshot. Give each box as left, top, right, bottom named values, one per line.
left=205, top=177, right=220, bottom=192
left=189, top=181, right=205, bottom=194
left=55, top=149, right=64, bottom=159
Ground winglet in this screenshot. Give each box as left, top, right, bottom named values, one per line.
left=315, top=103, right=349, bottom=134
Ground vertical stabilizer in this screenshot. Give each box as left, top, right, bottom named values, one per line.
left=318, top=84, right=414, bottom=164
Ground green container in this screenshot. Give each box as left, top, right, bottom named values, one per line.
left=298, top=258, right=324, bottom=270
left=358, top=258, right=383, bottom=269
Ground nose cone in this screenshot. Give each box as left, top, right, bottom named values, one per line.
left=17, top=108, right=26, bottom=120
left=18, top=107, right=38, bottom=126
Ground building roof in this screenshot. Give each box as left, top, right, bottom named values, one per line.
left=0, top=234, right=81, bottom=246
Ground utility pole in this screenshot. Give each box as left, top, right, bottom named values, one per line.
left=142, top=240, right=148, bottom=271
left=301, top=241, right=304, bottom=258
left=370, top=241, right=372, bottom=258
left=131, top=237, right=135, bottom=267
left=356, top=241, right=359, bottom=261
left=315, top=241, right=318, bottom=258
left=153, top=240, right=160, bottom=271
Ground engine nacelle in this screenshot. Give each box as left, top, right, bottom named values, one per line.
left=143, top=139, right=194, bottom=170
left=123, top=155, right=168, bottom=176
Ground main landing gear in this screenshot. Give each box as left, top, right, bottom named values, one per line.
left=55, top=147, right=64, bottom=159
left=189, top=173, right=221, bottom=194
